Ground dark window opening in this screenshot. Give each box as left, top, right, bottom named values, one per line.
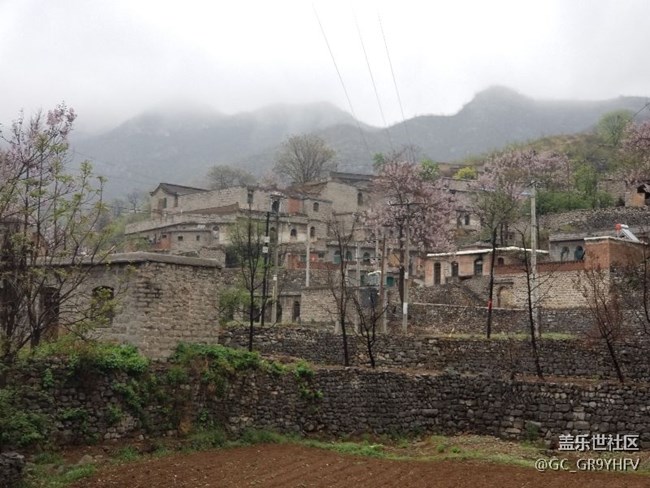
left=362, top=252, right=371, bottom=264
left=92, top=286, right=115, bottom=326
left=434, top=262, right=441, bottom=285
left=292, top=300, right=301, bottom=322
left=310, top=226, right=316, bottom=238
left=290, top=228, right=297, bottom=240
left=313, top=202, right=319, bottom=212
left=357, top=192, right=363, bottom=206
left=574, top=246, right=585, bottom=261
left=474, top=258, right=483, bottom=276
left=464, top=214, right=470, bottom=225
left=561, top=246, right=570, bottom=262
left=451, top=261, right=459, bottom=278
left=177, top=235, right=184, bottom=242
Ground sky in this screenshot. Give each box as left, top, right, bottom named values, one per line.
left=1, top=0, right=649, bottom=132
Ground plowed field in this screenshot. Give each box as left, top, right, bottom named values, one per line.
left=72, top=443, right=649, bottom=488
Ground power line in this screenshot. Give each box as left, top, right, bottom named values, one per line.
left=312, top=3, right=373, bottom=159
left=353, top=8, right=394, bottom=152
left=378, top=13, right=415, bottom=163
left=631, top=100, right=650, bottom=120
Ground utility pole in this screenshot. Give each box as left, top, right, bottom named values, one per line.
left=530, top=182, right=540, bottom=338
left=260, top=211, right=271, bottom=327
left=305, top=220, right=311, bottom=287
left=271, top=206, right=280, bottom=323
left=379, top=234, right=387, bottom=333
left=354, top=240, right=361, bottom=333
left=403, top=221, right=410, bottom=333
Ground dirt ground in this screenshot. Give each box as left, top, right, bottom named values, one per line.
left=72, top=443, right=649, bottom=488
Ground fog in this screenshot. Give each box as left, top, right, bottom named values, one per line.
left=1, top=0, right=649, bottom=132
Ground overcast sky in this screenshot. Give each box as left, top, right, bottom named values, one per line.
left=1, top=0, right=649, bottom=132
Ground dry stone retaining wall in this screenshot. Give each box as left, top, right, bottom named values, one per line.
left=220, top=327, right=650, bottom=381
left=3, top=360, right=650, bottom=450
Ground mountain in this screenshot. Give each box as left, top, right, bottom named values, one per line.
left=71, top=87, right=650, bottom=197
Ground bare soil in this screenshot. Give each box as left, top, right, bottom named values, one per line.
left=71, top=443, right=649, bottom=488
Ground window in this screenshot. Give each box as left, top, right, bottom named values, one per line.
left=177, top=235, right=184, bottom=242
left=212, top=226, right=220, bottom=242
left=271, top=199, right=280, bottom=213
left=357, top=192, right=363, bottom=206
left=574, top=246, right=585, bottom=261
left=451, top=261, right=459, bottom=278
left=310, top=226, right=316, bottom=238
left=92, top=286, right=115, bottom=325
left=333, top=250, right=341, bottom=264
left=196, top=235, right=201, bottom=241
left=497, top=257, right=505, bottom=266
left=270, top=227, right=277, bottom=244
left=464, top=214, right=470, bottom=226
left=290, top=228, right=297, bottom=240
left=362, top=252, right=371, bottom=264
left=160, top=197, right=167, bottom=209
left=313, top=202, right=319, bottom=212
left=434, top=262, right=441, bottom=285
left=561, top=246, right=570, bottom=261
left=474, top=258, right=483, bottom=276
left=292, top=301, right=301, bottom=322
left=345, top=250, right=353, bottom=261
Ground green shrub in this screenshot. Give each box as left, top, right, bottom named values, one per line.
left=292, top=360, right=314, bottom=380
left=32, top=337, right=148, bottom=374
left=106, top=405, right=124, bottom=426
left=0, top=388, right=49, bottom=448
left=187, top=428, right=228, bottom=450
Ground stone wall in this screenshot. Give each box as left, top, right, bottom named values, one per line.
left=220, top=327, right=650, bottom=382
left=3, top=358, right=650, bottom=449
left=74, top=254, right=223, bottom=358
left=538, top=207, right=650, bottom=234
left=406, top=303, right=594, bottom=335
left=0, top=452, right=25, bottom=488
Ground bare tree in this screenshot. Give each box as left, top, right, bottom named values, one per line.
left=206, top=165, right=257, bottom=190
left=226, top=215, right=269, bottom=352
left=0, top=105, right=113, bottom=362
left=476, top=149, right=569, bottom=338
left=617, top=242, right=650, bottom=335
left=274, top=134, right=336, bottom=185
left=324, top=215, right=360, bottom=366
left=574, top=267, right=625, bottom=383
left=350, top=286, right=387, bottom=368
left=516, top=229, right=544, bottom=380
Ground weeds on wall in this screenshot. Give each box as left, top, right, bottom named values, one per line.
left=0, top=339, right=321, bottom=451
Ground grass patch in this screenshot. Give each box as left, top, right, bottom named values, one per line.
left=114, top=446, right=140, bottom=462
left=26, top=463, right=97, bottom=488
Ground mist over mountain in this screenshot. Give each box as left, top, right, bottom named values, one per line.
left=71, top=87, right=650, bottom=197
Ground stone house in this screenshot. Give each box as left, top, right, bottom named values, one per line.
left=423, top=246, right=548, bottom=286
left=60, top=252, right=223, bottom=358
left=494, top=236, right=647, bottom=309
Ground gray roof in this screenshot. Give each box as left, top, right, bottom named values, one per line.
left=151, top=183, right=209, bottom=196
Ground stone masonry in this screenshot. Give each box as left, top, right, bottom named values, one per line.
left=73, top=253, right=223, bottom=358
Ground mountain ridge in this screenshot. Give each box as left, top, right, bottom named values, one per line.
left=71, top=87, right=650, bottom=197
